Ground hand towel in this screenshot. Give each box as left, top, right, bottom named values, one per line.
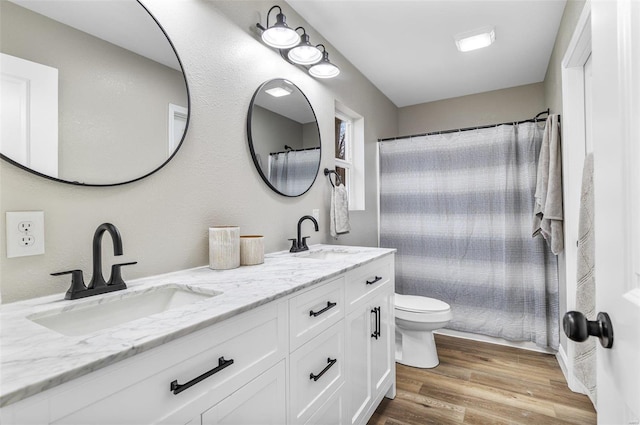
left=573, top=153, right=596, bottom=406
left=330, top=184, right=350, bottom=238
left=533, top=114, right=564, bottom=254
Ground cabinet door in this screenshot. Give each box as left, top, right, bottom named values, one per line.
left=370, top=290, right=394, bottom=396
left=201, top=361, right=286, bottom=425
left=344, top=307, right=372, bottom=425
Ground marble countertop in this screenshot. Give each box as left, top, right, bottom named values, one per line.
left=0, top=244, right=395, bottom=407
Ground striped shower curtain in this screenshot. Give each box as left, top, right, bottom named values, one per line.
left=379, top=122, right=559, bottom=349
left=269, top=148, right=320, bottom=196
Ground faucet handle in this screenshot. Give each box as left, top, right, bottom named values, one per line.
left=288, top=238, right=299, bottom=253
left=52, top=270, right=86, bottom=300
left=108, top=261, right=137, bottom=288
left=301, top=236, right=311, bottom=250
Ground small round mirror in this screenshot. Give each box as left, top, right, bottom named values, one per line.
left=247, top=79, right=321, bottom=197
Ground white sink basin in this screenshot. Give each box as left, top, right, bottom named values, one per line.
left=294, top=249, right=358, bottom=261
left=28, top=285, right=221, bottom=336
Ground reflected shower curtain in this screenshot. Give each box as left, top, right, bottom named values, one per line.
left=269, top=148, right=320, bottom=196
left=379, top=122, right=559, bottom=349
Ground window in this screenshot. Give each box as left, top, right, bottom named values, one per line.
left=334, top=101, right=364, bottom=210
left=334, top=113, right=351, bottom=190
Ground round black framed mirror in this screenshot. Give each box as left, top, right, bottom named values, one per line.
left=0, top=0, right=189, bottom=186
left=247, top=79, right=321, bottom=197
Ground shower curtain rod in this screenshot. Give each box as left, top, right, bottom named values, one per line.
left=378, top=109, right=559, bottom=142
left=270, top=146, right=320, bottom=155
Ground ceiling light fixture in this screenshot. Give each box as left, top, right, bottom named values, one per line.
left=288, top=27, right=323, bottom=65
left=258, top=5, right=300, bottom=49
left=265, top=86, right=293, bottom=97
left=308, top=44, right=340, bottom=79
left=454, top=26, right=496, bottom=52
left=256, top=6, right=339, bottom=79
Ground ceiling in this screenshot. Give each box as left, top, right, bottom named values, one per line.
left=287, top=0, right=567, bottom=108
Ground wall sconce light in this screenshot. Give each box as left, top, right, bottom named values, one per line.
left=259, top=5, right=300, bottom=49
left=288, top=27, right=323, bottom=65
left=256, top=5, right=340, bottom=79
left=308, top=44, right=340, bottom=79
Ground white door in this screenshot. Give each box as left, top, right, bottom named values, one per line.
left=168, top=103, right=187, bottom=157
left=591, top=1, right=640, bottom=423
left=0, top=53, right=58, bottom=177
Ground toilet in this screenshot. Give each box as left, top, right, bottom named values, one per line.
left=394, top=294, right=452, bottom=368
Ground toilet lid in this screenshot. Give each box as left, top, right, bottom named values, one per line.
left=395, top=294, right=450, bottom=313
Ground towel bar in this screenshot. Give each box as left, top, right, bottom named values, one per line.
left=323, top=168, right=343, bottom=188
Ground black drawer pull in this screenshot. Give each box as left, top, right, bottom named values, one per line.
left=310, top=301, right=337, bottom=317
left=371, top=307, right=381, bottom=339
left=366, top=276, right=382, bottom=285
left=170, top=356, right=234, bottom=395
left=309, top=357, right=337, bottom=382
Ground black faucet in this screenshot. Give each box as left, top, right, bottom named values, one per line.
left=51, top=223, right=137, bottom=300
left=289, top=215, right=319, bottom=253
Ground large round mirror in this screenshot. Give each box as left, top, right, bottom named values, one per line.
left=0, top=0, right=189, bottom=186
left=247, top=79, right=321, bottom=197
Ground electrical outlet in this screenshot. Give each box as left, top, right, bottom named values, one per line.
left=20, top=235, right=35, bottom=246
left=18, top=221, right=34, bottom=233
left=6, top=211, right=45, bottom=258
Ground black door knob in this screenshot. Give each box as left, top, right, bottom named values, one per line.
left=563, top=311, right=614, bottom=349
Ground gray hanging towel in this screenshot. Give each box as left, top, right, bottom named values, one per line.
left=533, top=114, right=564, bottom=254
left=330, top=183, right=350, bottom=238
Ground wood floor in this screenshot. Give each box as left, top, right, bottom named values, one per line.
left=369, top=334, right=596, bottom=425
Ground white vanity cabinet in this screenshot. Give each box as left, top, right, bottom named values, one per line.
left=2, top=301, right=288, bottom=425
left=288, top=276, right=346, bottom=424
left=288, top=255, right=395, bottom=425
left=1, top=250, right=396, bottom=425
left=344, top=257, right=395, bottom=425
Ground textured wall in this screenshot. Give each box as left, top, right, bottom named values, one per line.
left=397, top=83, right=545, bottom=136
left=544, top=0, right=587, bottom=115
left=0, top=0, right=397, bottom=303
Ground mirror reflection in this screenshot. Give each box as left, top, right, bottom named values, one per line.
left=0, top=0, right=189, bottom=185
left=248, top=79, right=320, bottom=197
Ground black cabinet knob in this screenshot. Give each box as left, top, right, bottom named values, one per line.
left=563, top=311, right=614, bottom=349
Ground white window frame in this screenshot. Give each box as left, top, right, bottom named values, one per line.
left=168, top=103, right=188, bottom=157
left=335, top=101, right=364, bottom=210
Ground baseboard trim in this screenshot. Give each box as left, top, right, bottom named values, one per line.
left=557, top=344, right=570, bottom=382
left=434, top=329, right=557, bottom=354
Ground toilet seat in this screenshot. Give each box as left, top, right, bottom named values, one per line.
left=395, top=294, right=450, bottom=313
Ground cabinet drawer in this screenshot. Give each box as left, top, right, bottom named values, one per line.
left=201, top=361, right=286, bottom=425
left=289, top=277, right=344, bottom=351
left=50, top=302, right=286, bottom=425
left=306, top=383, right=344, bottom=425
left=290, top=322, right=345, bottom=425
left=345, top=258, right=392, bottom=312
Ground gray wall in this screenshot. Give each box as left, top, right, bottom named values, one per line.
left=0, top=2, right=187, bottom=184
left=398, top=82, right=545, bottom=136
left=0, top=0, right=397, bottom=303
left=252, top=105, right=304, bottom=161
left=544, top=0, right=587, bottom=115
